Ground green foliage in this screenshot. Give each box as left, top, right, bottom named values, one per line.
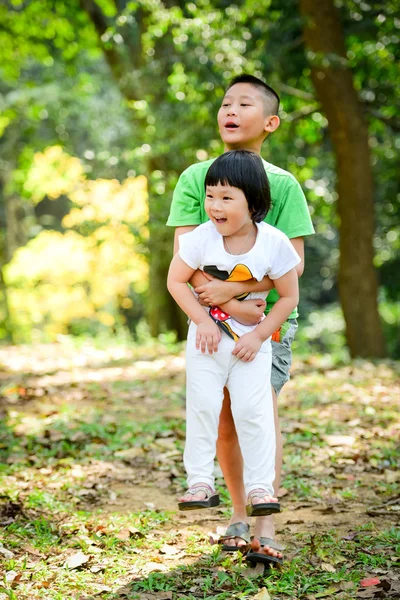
left=3, top=148, right=149, bottom=341
left=0, top=0, right=398, bottom=351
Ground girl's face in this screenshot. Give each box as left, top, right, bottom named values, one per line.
left=205, top=183, right=253, bottom=238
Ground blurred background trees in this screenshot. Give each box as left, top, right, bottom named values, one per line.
left=0, top=0, right=398, bottom=357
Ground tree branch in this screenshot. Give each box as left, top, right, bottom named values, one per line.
left=286, top=103, right=322, bottom=122
left=277, top=84, right=315, bottom=101
left=79, top=0, right=139, bottom=101
left=364, top=107, right=400, bottom=132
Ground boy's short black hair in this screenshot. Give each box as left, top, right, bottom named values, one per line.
left=205, top=150, right=271, bottom=223
left=226, top=74, right=280, bottom=115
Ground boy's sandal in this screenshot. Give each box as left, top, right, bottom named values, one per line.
left=246, top=489, right=281, bottom=517
left=218, top=522, right=250, bottom=552
left=178, top=484, right=220, bottom=511
left=246, top=537, right=284, bottom=567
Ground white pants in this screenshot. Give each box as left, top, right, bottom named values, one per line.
left=184, top=324, right=276, bottom=496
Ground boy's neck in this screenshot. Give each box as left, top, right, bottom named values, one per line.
left=223, top=142, right=263, bottom=155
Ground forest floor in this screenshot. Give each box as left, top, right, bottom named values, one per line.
left=0, top=340, right=399, bottom=600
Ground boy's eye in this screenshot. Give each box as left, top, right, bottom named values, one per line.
left=222, top=103, right=230, bottom=107
left=241, top=103, right=251, bottom=106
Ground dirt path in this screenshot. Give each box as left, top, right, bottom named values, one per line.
left=0, top=343, right=399, bottom=599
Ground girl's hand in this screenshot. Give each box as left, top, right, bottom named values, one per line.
left=196, top=319, right=221, bottom=354
left=195, top=279, right=240, bottom=306
left=232, top=332, right=263, bottom=362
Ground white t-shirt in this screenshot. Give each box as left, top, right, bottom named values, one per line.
left=179, top=220, right=301, bottom=341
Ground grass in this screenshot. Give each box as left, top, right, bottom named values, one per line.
left=0, top=339, right=399, bottom=599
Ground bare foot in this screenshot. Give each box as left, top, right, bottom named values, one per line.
left=253, top=514, right=275, bottom=540
left=250, top=537, right=283, bottom=560
left=220, top=517, right=250, bottom=550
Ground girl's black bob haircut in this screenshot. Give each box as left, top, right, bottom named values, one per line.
left=204, top=150, right=271, bottom=223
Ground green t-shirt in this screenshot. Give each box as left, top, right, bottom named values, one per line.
left=167, top=158, right=315, bottom=318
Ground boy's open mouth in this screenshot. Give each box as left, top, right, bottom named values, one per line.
left=225, top=122, right=239, bottom=129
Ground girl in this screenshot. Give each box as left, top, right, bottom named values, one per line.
left=167, top=150, right=300, bottom=541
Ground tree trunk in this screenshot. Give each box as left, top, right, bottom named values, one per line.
left=80, top=0, right=187, bottom=338
left=299, top=0, right=386, bottom=358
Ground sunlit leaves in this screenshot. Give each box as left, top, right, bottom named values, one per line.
left=23, top=146, right=85, bottom=204
left=5, top=147, right=149, bottom=340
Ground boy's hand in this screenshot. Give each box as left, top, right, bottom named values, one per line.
left=195, top=279, right=240, bottom=306
left=196, top=319, right=221, bottom=354
left=232, top=331, right=263, bottom=362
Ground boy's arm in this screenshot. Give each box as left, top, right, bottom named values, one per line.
left=232, top=269, right=299, bottom=362
left=167, top=253, right=220, bottom=354
left=290, top=237, right=304, bottom=277
left=195, top=276, right=274, bottom=306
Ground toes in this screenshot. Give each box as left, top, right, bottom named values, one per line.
left=251, top=495, right=278, bottom=505
left=251, top=538, right=261, bottom=552
left=224, top=537, right=246, bottom=549
left=262, top=546, right=282, bottom=558
left=180, top=491, right=206, bottom=502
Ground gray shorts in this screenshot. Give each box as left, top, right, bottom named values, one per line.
left=271, top=318, right=298, bottom=396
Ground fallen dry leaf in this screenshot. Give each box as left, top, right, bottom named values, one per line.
left=115, top=447, right=145, bottom=460
left=128, top=526, right=145, bottom=538
left=115, top=528, right=131, bottom=541
left=360, top=577, right=380, bottom=587
left=253, top=588, right=271, bottom=600
left=324, top=434, right=356, bottom=447
left=159, top=543, right=180, bottom=556
left=244, top=563, right=265, bottom=578
left=65, top=551, right=90, bottom=569
left=314, top=586, right=340, bottom=598
left=5, top=570, right=20, bottom=583
left=320, top=562, right=336, bottom=573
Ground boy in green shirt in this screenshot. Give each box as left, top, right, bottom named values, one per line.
left=167, top=74, right=314, bottom=565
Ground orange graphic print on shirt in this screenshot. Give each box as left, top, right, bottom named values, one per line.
left=204, top=264, right=256, bottom=341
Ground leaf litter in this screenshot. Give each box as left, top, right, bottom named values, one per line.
left=0, top=343, right=399, bottom=599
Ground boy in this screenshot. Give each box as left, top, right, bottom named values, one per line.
left=167, top=74, right=314, bottom=564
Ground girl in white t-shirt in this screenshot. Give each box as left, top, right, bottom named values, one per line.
left=167, top=150, right=300, bottom=529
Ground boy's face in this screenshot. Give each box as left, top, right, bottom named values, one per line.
left=217, top=83, right=276, bottom=152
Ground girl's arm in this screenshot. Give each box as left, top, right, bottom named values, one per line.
left=232, top=269, right=299, bottom=362
left=167, top=254, right=221, bottom=354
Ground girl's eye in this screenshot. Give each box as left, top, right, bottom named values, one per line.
left=241, top=103, right=251, bottom=106
left=222, top=103, right=229, bottom=107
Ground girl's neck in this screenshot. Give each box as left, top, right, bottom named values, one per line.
left=223, top=223, right=257, bottom=255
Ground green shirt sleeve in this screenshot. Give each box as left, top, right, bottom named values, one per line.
left=265, top=171, right=315, bottom=319
left=267, top=174, right=315, bottom=239
left=166, top=165, right=205, bottom=227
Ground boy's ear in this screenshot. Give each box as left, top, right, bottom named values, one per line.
left=264, top=115, right=280, bottom=134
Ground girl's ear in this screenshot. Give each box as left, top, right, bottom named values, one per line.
left=264, top=115, right=280, bottom=133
